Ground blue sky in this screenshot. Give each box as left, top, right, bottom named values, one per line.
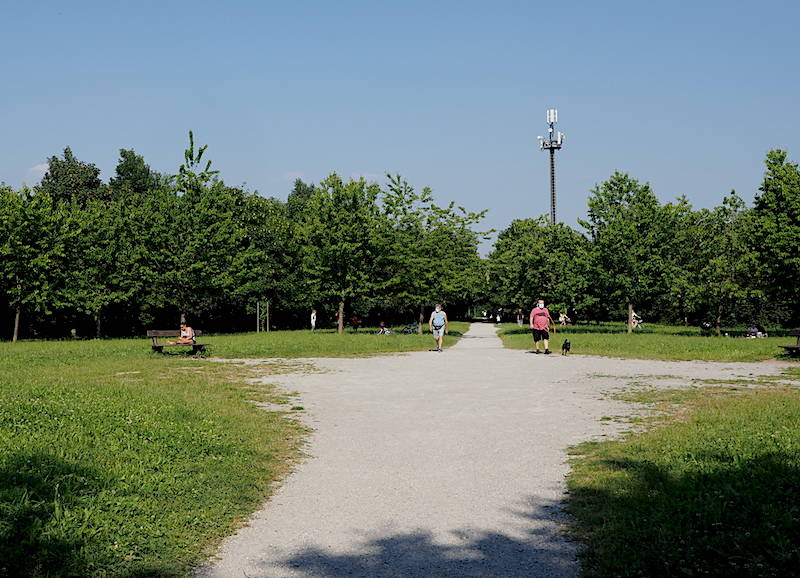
left=2, top=0, right=798, bottom=243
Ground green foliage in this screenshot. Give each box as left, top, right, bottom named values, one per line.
left=580, top=172, right=676, bottom=327
left=6, top=135, right=799, bottom=340
left=489, top=217, right=592, bottom=316
left=691, top=192, right=762, bottom=332
left=108, top=148, right=164, bottom=194
left=173, top=130, right=220, bottom=195
left=36, top=147, right=106, bottom=204
left=566, top=386, right=800, bottom=576
left=0, top=188, right=72, bottom=340
left=381, top=174, right=487, bottom=318
left=285, top=178, right=316, bottom=220
left=752, top=149, right=800, bottom=325
left=297, top=174, right=385, bottom=332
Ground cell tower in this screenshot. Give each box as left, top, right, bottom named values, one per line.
left=537, top=109, right=564, bottom=224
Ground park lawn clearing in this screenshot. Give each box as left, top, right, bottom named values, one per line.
left=0, top=323, right=468, bottom=575
left=205, top=321, right=469, bottom=358
left=498, top=323, right=793, bottom=362
left=0, top=339, right=305, bottom=576
left=566, top=375, right=800, bottom=577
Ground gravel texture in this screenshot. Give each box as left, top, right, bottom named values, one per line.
left=195, top=323, right=787, bottom=577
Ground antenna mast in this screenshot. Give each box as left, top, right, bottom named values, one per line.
left=536, top=109, right=564, bottom=224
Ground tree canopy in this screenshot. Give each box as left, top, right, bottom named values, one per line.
left=2, top=138, right=798, bottom=340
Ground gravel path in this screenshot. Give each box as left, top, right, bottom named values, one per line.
left=196, top=323, right=787, bottom=577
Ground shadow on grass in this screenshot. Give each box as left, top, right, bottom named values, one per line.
left=0, top=452, right=104, bottom=576
left=265, top=498, right=578, bottom=577
left=567, top=453, right=800, bottom=577
left=0, top=452, right=188, bottom=578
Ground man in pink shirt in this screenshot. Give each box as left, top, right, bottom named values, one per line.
left=530, top=299, right=554, bottom=354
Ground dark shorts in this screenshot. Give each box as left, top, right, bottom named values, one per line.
left=532, top=328, right=549, bottom=342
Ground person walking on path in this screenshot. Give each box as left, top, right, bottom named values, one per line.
left=310, top=309, right=317, bottom=331
left=530, top=299, right=554, bottom=354
left=429, top=304, right=448, bottom=352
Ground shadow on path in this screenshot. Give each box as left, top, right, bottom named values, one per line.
left=271, top=498, right=578, bottom=578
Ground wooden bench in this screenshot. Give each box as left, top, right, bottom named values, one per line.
left=147, top=330, right=207, bottom=355
left=779, top=330, right=800, bottom=356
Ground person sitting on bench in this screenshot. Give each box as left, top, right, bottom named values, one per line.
left=168, top=323, right=195, bottom=345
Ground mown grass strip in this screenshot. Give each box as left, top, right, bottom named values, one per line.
left=204, top=322, right=469, bottom=358
left=498, top=323, right=794, bottom=362
left=566, top=384, right=800, bottom=577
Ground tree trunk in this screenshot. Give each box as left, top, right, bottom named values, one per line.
left=715, top=303, right=723, bottom=336
left=266, top=301, right=270, bottom=332
left=627, top=302, right=633, bottom=334
left=680, top=293, right=688, bottom=326
left=256, top=301, right=260, bottom=332
left=13, top=304, right=21, bottom=343
left=95, top=314, right=102, bottom=339
left=418, top=305, right=424, bottom=334
left=337, top=301, right=345, bottom=335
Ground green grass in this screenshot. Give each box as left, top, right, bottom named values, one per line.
left=498, top=322, right=795, bottom=362
left=204, top=321, right=469, bottom=358
left=0, top=323, right=470, bottom=575
left=0, top=339, right=305, bottom=576
left=566, top=379, right=800, bottom=577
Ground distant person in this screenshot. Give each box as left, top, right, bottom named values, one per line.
left=310, top=309, right=317, bottom=331
left=351, top=316, right=361, bottom=332
left=516, top=310, right=524, bottom=326
left=429, top=304, right=449, bottom=352
left=168, top=323, right=195, bottom=345
left=559, top=312, right=571, bottom=326
left=631, top=310, right=643, bottom=329
left=530, top=299, right=554, bottom=354
left=377, top=322, right=392, bottom=334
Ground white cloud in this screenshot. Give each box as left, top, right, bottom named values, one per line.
left=25, top=163, right=49, bottom=185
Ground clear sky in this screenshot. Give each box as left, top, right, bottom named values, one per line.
left=2, top=0, right=798, bottom=243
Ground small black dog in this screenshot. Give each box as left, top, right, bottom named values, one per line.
left=561, top=339, right=571, bottom=355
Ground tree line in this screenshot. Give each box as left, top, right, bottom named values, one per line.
left=489, top=149, right=800, bottom=333
left=0, top=134, right=486, bottom=340
left=1, top=134, right=798, bottom=341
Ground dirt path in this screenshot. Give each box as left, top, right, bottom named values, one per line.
left=196, top=323, right=786, bottom=577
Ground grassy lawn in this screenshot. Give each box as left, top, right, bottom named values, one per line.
left=498, top=322, right=795, bottom=362
left=566, top=373, right=800, bottom=576
left=205, top=321, right=470, bottom=358
left=0, top=323, right=470, bottom=575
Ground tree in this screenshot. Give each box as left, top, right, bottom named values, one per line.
left=380, top=175, right=487, bottom=330
left=108, top=148, right=164, bottom=195
left=489, top=217, right=593, bottom=319
left=160, top=132, right=241, bottom=324
left=62, top=197, right=148, bottom=337
left=37, top=147, right=106, bottom=204
left=286, top=178, right=316, bottom=221
left=298, top=174, right=385, bottom=334
left=752, top=149, right=800, bottom=325
left=580, top=172, right=669, bottom=332
left=229, top=192, right=299, bottom=330
left=692, top=192, right=760, bottom=334
left=653, top=197, right=696, bottom=325
left=0, top=188, right=71, bottom=341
